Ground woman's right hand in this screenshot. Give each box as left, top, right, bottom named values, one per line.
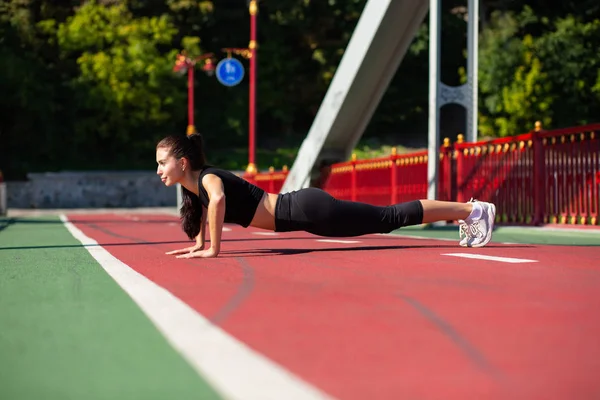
left=166, top=244, right=205, bottom=255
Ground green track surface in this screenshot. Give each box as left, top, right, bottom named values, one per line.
left=394, top=224, right=600, bottom=246
left=0, top=216, right=221, bottom=400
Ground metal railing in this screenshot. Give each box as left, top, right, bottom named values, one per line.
left=247, top=122, right=600, bottom=226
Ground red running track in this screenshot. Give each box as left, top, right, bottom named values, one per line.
left=67, top=213, right=600, bottom=400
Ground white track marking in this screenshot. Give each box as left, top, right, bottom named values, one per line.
left=252, top=232, right=279, bottom=236
left=60, top=215, right=334, bottom=400
left=442, top=253, right=538, bottom=264
left=316, top=239, right=361, bottom=244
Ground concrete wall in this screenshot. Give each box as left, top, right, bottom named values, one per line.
left=6, top=171, right=177, bottom=209
left=0, top=182, right=6, bottom=215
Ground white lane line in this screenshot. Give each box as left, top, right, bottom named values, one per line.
left=60, top=215, right=334, bottom=400
left=442, top=253, right=538, bottom=264
left=316, top=239, right=361, bottom=244
left=252, top=232, right=279, bottom=236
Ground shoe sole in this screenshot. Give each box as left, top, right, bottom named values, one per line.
left=468, top=203, right=496, bottom=248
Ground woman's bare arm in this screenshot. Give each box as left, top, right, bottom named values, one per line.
left=166, top=205, right=208, bottom=255
left=176, top=174, right=225, bottom=259
left=204, top=174, right=225, bottom=255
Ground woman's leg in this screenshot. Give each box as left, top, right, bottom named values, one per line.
left=422, top=199, right=495, bottom=247
left=291, top=189, right=495, bottom=247
left=293, top=188, right=423, bottom=236
left=420, top=200, right=472, bottom=223
left=323, top=198, right=479, bottom=235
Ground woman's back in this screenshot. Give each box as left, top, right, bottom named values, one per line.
left=197, top=167, right=265, bottom=227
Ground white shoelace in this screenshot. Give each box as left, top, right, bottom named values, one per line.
left=459, top=198, right=480, bottom=241
left=459, top=222, right=481, bottom=240
left=459, top=221, right=469, bottom=240
left=466, top=221, right=483, bottom=239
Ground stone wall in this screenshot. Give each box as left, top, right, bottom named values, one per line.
left=0, top=182, right=6, bottom=215
left=6, top=171, right=177, bottom=209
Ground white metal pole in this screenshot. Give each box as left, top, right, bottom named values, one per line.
left=427, top=0, right=441, bottom=200
left=467, top=0, right=479, bottom=142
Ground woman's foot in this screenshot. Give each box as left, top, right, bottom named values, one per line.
left=459, top=199, right=496, bottom=247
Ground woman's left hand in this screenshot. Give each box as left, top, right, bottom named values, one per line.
left=175, top=247, right=219, bottom=259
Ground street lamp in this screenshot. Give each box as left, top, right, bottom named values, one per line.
left=219, top=1, right=258, bottom=175
left=247, top=0, right=258, bottom=175
left=173, top=52, right=216, bottom=135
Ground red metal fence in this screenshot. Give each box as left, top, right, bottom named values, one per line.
left=246, top=122, right=599, bottom=226
left=449, top=123, right=599, bottom=225
left=245, top=166, right=289, bottom=194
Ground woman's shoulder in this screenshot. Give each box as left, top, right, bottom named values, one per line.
left=200, top=166, right=230, bottom=178
left=198, top=166, right=246, bottom=187
left=200, top=166, right=243, bottom=179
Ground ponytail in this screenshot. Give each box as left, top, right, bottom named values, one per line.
left=187, top=133, right=207, bottom=166
left=180, top=185, right=202, bottom=239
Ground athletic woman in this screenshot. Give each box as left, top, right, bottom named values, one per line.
left=156, top=133, right=495, bottom=259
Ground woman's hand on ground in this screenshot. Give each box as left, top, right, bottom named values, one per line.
left=165, top=244, right=205, bottom=255
left=175, top=247, right=219, bottom=259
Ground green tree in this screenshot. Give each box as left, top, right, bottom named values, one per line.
left=54, top=1, right=185, bottom=166
left=478, top=7, right=600, bottom=136
left=535, top=16, right=600, bottom=127
left=494, top=35, right=553, bottom=136
left=2, top=0, right=599, bottom=178
left=0, top=0, right=78, bottom=178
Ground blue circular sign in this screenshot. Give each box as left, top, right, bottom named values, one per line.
left=215, top=58, right=245, bottom=87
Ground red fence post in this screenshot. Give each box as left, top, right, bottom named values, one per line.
left=390, top=147, right=398, bottom=204
left=532, top=121, right=546, bottom=225
left=440, top=137, right=454, bottom=201
left=268, top=166, right=275, bottom=193
left=454, top=134, right=465, bottom=203
left=243, top=168, right=257, bottom=187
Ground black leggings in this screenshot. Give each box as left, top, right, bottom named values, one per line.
left=274, top=188, right=423, bottom=237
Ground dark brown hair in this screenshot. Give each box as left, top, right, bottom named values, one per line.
left=156, top=133, right=207, bottom=240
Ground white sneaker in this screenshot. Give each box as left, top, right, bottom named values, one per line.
left=458, top=198, right=475, bottom=247
left=458, top=219, right=469, bottom=246
left=459, top=199, right=496, bottom=248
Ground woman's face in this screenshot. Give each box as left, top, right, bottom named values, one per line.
left=156, top=147, right=184, bottom=186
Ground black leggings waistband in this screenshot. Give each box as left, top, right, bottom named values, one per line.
left=274, top=188, right=423, bottom=237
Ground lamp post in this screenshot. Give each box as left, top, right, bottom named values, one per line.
left=221, top=1, right=258, bottom=175
left=173, top=52, right=215, bottom=135
left=247, top=0, right=258, bottom=175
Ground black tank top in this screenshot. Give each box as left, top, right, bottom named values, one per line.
left=197, top=167, right=266, bottom=227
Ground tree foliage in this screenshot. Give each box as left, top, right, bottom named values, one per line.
left=54, top=2, right=182, bottom=144
left=0, top=0, right=599, bottom=178
left=478, top=7, right=600, bottom=136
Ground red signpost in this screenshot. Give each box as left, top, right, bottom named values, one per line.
left=173, top=53, right=216, bottom=136
left=175, top=1, right=259, bottom=175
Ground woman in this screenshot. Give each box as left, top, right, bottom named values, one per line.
left=156, top=133, right=495, bottom=259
